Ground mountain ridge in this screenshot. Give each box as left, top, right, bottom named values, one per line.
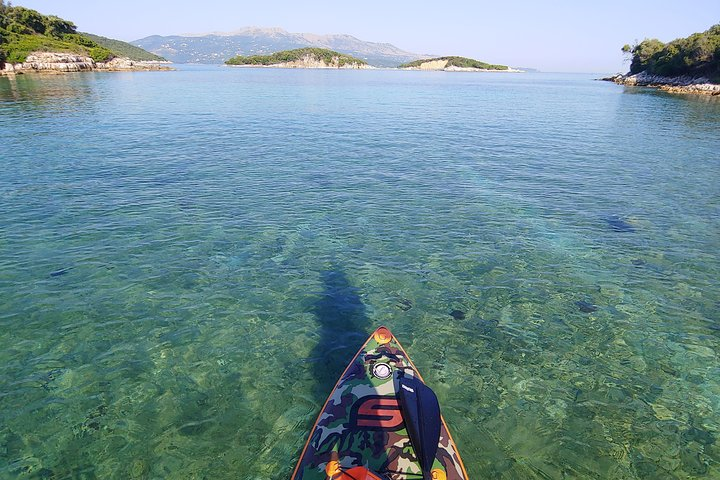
left=132, top=27, right=429, bottom=67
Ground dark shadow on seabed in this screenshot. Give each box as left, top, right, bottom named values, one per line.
left=308, top=267, right=370, bottom=406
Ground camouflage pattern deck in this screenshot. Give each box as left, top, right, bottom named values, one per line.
left=292, top=327, right=468, bottom=480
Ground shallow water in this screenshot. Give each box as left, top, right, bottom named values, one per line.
left=1, top=66, right=719, bottom=479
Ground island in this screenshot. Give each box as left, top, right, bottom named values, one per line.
left=225, top=47, right=371, bottom=69
left=399, top=56, right=518, bottom=72
left=605, top=23, right=719, bottom=95
left=0, top=2, right=170, bottom=74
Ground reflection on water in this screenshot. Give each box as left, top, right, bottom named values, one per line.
left=0, top=73, right=99, bottom=114
left=0, top=67, right=718, bottom=479
left=620, top=85, right=720, bottom=133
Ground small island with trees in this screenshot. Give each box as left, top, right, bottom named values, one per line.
left=0, top=1, right=169, bottom=74
left=399, top=56, right=516, bottom=72
left=606, top=23, right=719, bottom=95
left=225, top=47, right=370, bottom=69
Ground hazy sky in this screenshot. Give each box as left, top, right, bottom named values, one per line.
left=11, top=0, right=720, bottom=72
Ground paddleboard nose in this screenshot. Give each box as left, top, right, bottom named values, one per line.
left=373, top=326, right=393, bottom=345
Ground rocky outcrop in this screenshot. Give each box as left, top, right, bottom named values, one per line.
left=3, top=53, right=94, bottom=73
left=604, top=71, right=720, bottom=96
left=408, top=59, right=450, bottom=70
left=95, top=57, right=172, bottom=71
left=2, top=51, right=172, bottom=75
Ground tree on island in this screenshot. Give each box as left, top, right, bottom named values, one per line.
left=0, top=2, right=116, bottom=64
left=0, top=0, right=7, bottom=65
left=622, top=24, right=720, bottom=80
left=226, top=47, right=367, bottom=67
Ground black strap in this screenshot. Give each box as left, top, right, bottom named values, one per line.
left=380, top=469, right=424, bottom=478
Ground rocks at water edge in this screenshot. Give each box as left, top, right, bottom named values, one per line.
left=7, top=53, right=95, bottom=72
left=399, top=56, right=521, bottom=72
left=603, top=71, right=720, bottom=96
left=2, top=52, right=172, bottom=75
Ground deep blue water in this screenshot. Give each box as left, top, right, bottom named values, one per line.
left=1, top=66, right=719, bottom=479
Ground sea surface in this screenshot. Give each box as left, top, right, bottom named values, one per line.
left=1, top=66, right=719, bottom=479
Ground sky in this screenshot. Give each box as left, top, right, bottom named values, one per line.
left=10, top=0, right=720, bottom=73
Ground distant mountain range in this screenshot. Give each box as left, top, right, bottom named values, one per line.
left=132, top=27, right=428, bottom=67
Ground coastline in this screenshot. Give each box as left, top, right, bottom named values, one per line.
left=1, top=52, right=173, bottom=76
left=225, top=52, right=371, bottom=70
left=400, top=59, right=522, bottom=73
left=441, top=65, right=522, bottom=73
left=401, top=66, right=523, bottom=73
left=226, top=63, right=372, bottom=70
left=603, top=72, right=720, bottom=96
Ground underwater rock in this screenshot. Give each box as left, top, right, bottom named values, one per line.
left=654, top=421, right=681, bottom=437
left=130, top=459, right=149, bottom=479
left=35, top=468, right=55, bottom=479
left=571, top=403, right=596, bottom=420
left=680, top=447, right=708, bottom=475
left=575, top=300, right=598, bottom=313
left=573, top=388, right=583, bottom=402
left=396, top=298, right=413, bottom=311
left=644, top=384, right=664, bottom=403
left=74, top=404, right=109, bottom=436
left=659, top=362, right=679, bottom=377
left=40, top=368, right=66, bottom=390
left=2, top=430, right=24, bottom=456
left=449, top=309, right=466, bottom=320
left=632, top=453, right=666, bottom=478
left=178, top=421, right=211, bottom=436
left=492, top=457, right=516, bottom=475
left=606, top=386, right=630, bottom=403
left=476, top=318, right=498, bottom=335
left=50, top=267, right=71, bottom=277
left=683, top=426, right=716, bottom=445
left=605, top=215, right=635, bottom=233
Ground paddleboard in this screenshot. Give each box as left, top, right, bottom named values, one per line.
left=292, top=326, right=468, bottom=479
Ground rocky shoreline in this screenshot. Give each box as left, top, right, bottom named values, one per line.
left=603, top=71, right=720, bottom=96
left=401, top=58, right=522, bottom=72
left=1, top=52, right=172, bottom=75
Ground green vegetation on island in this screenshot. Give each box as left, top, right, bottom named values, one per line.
left=399, top=56, right=509, bottom=70
left=82, top=33, right=166, bottom=62
left=226, top=47, right=367, bottom=67
left=0, top=1, right=161, bottom=66
left=622, top=24, right=720, bottom=81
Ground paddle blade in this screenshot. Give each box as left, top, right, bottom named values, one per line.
left=396, top=373, right=441, bottom=474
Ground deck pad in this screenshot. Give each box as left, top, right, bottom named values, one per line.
left=292, top=327, right=468, bottom=479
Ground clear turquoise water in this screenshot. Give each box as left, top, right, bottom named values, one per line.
left=1, top=66, right=719, bottom=479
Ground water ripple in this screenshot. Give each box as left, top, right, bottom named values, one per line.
left=0, top=67, right=719, bottom=478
